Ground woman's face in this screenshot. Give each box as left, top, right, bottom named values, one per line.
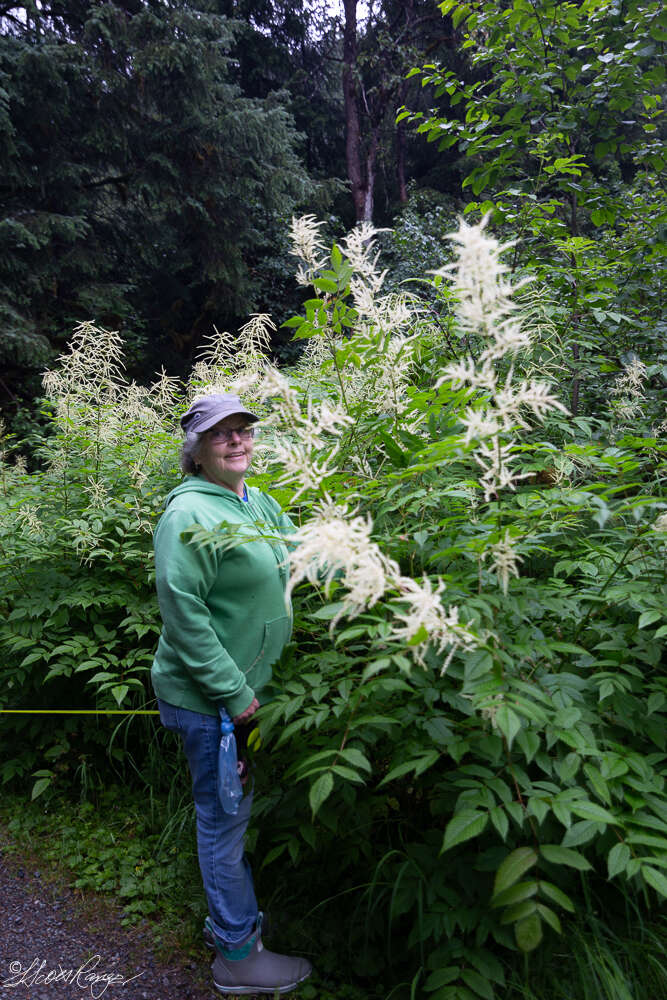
left=197, top=414, right=255, bottom=492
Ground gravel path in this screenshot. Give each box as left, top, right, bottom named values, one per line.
left=0, top=834, right=218, bottom=1000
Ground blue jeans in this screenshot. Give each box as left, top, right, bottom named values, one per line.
left=158, top=699, right=258, bottom=947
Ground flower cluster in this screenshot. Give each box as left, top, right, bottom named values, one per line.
left=256, top=367, right=353, bottom=500
left=15, top=502, right=43, bottom=537
left=42, top=324, right=182, bottom=450
left=434, top=217, right=568, bottom=500
left=484, top=529, right=523, bottom=596
left=188, top=315, right=276, bottom=409
left=289, top=215, right=328, bottom=286
left=43, top=321, right=125, bottom=410
left=392, top=576, right=476, bottom=671
left=286, top=499, right=400, bottom=623
left=286, top=500, right=476, bottom=670
left=273, top=218, right=479, bottom=668
left=654, top=512, right=667, bottom=533
left=610, top=357, right=647, bottom=423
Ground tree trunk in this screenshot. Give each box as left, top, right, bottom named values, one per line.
left=343, top=0, right=372, bottom=221
left=396, top=81, right=408, bottom=204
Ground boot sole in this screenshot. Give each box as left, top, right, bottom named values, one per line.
left=212, top=967, right=312, bottom=995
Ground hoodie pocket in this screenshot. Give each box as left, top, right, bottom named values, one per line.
left=247, top=615, right=291, bottom=673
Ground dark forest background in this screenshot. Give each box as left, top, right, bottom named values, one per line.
left=2, top=1, right=665, bottom=430
left=1, top=0, right=468, bottom=414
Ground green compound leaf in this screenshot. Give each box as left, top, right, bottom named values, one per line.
left=569, top=800, right=619, bottom=825
left=493, top=847, right=539, bottom=897
left=515, top=913, right=543, bottom=952
left=442, top=810, right=489, bottom=852
left=309, top=772, right=333, bottom=817
left=642, top=864, right=667, bottom=899
left=461, top=968, right=495, bottom=1000
left=607, top=843, right=631, bottom=879
left=540, top=844, right=593, bottom=871
left=491, top=880, right=539, bottom=909
left=536, top=903, right=562, bottom=935
left=538, top=880, right=575, bottom=912
left=500, top=900, right=538, bottom=925
left=495, top=704, right=521, bottom=749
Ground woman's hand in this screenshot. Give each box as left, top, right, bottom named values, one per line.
left=233, top=697, right=259, bottom=726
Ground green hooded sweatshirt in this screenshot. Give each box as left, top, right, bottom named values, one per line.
left=151, top=476, right=295, bottom=718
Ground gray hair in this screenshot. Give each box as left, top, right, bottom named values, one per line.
left=180, top=430, right=203, bottom=475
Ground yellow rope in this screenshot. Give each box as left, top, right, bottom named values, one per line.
left=0, top=709, right=159, bottom=715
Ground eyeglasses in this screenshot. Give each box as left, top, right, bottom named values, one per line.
left=207, top=425, right=255, bottom=442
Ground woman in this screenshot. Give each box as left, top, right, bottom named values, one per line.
left=151, top=393, right=312, bottom=995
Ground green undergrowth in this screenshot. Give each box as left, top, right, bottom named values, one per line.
left=0, top=786, right=201, bottom=935
left=0, top=786, right=371, bottom=1000
left=2, top=786, right=665, bottom=1000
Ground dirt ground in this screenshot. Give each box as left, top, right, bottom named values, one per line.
left=0, top=833, right=217, bottom=1000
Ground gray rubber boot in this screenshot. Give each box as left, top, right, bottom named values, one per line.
left=211, top=924, right=312, bottom=995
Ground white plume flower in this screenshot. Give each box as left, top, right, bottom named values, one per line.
left=391, top=576, right=476, bottom=671
left=289, top=215, right=328, bottom=283
left=611, top=357, right=648, bottom=423
left=83, top=477, right=109, bottom=509
left=434, top=216, right=567, bottom=506
left=485, top=530, right=523, bottom=595
left=42, top=322, right=125, bottom=406
left=16, top=503, right=44, bottom=537
left=286, top=501, right=400, bottom=625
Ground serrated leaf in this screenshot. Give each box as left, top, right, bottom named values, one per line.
left=638, top=610, right=662, bottom=629
left=442, top=810, right=488, bottom=852
left=536, top=903, right=562, bottom=934
left=339, top=747, right=372, bottom=773
left=538, top=880, right=575, bottom=912
left=515, top=913, right=543, bottom=952
left=31, top=777, right=52, bottom=800
left=558, top=753, right=581, bottom=782
left=516, top=729, right=540, bottom=763
left=540, top=845, right=592, bottom=871
left=490, top=805, right=509, bottom=841
left=461, top=969, right=495, bottom=1000
left=527, top=797, right=550, bottom=825
left=381, top=751, right=439, bottom=786
left=607, top=842, right=630, bottom=879
left=493, top=847, right=539, bottom=897
left=309, top=772, right=333, bottom=817
left=111, top=684, right=129, bottom=706
left=562, top=820, right=598, bottom=848
left=310, top=602, right=346, bottom=621
left=424, top=967, right=460, bottom=991
left=491, top=880, right=538, bottom=908
left=642, top=865, right=667, bottom=898
left=329, top=764, right=365, bottom=784
left=425, top=716, right=455, bottom=745
left=495, top=705, right=521, bottom=750
left=647, top=692, right=666, bottom=714
left=569, top=801, right=618, bottom=825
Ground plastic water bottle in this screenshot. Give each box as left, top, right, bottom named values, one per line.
left=218, top=710, right=243, bottom=815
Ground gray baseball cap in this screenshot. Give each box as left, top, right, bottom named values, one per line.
left=180, top=394, right=259, bottom=434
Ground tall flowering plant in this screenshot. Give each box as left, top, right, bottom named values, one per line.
left=1, top=215, right=664, bottom=999
left=244, top=215, right=666, bottom=993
